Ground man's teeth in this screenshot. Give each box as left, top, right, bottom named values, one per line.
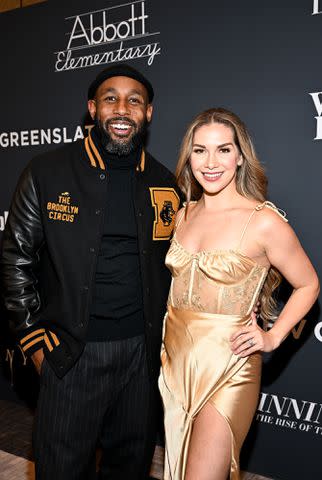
left=111, top=123, right=131, bottom=130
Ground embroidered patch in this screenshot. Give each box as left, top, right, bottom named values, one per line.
left=149, top=188, right=180, bottom=240
left=47, top=192, right=79, bottom=223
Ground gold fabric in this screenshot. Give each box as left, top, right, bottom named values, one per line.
left=159, top=307, right=262, bottom=480
left=159, top=208, right=272, bottom=479
left=167, top=239, right=268, bottom=317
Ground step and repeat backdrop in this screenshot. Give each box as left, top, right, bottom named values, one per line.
left=0, top=0, right=321, bottom=478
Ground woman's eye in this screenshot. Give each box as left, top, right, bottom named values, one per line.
left=193, top=149, right=204, bottom=154
left=220, top=148, right=230, bottom=153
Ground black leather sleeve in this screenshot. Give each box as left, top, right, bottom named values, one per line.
left=1, top=166, right=45, bottom=355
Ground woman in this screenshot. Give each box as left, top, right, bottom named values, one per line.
left=158, top=108, right=319, bottom=480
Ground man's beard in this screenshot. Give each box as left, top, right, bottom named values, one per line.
left=96, top=116, right=147, bottom=156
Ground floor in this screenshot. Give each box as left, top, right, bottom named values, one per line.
left=0, top=450, right=34, bottom=480
left=0, top=400, right=273, bottom=480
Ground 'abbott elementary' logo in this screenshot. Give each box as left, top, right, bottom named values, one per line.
left=55, top=1, right=161, bottom=72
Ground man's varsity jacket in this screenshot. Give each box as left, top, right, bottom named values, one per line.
left=1, top=133, right=180, bottom=378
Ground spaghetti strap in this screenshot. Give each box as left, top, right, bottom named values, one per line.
left=237, top=209, right=257, bottom=247
left=255, top=201, right=288, bottom=222
left=237, top=201, right=288, bottom=248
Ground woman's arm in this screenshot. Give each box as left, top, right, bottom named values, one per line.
left=230, top=210, right=320, bottom=356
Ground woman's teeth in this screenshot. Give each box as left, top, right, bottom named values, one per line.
left=202, top=172, right=223, bottom=179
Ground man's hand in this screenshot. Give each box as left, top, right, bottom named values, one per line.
left=31, top=349, right=44, bottom=374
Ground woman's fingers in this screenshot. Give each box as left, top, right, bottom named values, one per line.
left=230, top=326, right=253, bottom=342
left=232, top=336, right=259, bottom=356
left=230, top=324, right=266, bottom=355
left=250, top=311, right=258, bottom=325
left=231, top=333, right=257, bottom=355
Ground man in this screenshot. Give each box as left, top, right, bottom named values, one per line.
left=1, top=64, right=180, bottom=479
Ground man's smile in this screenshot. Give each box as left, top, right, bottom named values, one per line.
left=107, top=118, right=136, bottom=138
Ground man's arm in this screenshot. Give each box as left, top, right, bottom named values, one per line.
left=1, top=165, right=45, bottom=364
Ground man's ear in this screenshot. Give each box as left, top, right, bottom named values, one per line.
left=146, top=104, right=153, bottom=123
left=88, top=100, right=97, bottom=121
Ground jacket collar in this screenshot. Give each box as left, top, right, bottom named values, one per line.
left=84, top=129, right=145, bottom=172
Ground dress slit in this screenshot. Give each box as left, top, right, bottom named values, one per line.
left=206, top=400, right=238, bottom=480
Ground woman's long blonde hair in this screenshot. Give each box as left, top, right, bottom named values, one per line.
left=176, top=107, right=281, bottom=321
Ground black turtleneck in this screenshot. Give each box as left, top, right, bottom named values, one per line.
left=87, top=128, right=144, bottom=341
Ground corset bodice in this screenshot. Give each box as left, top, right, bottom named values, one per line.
left=166, top=237, right=268, bottom=316
left=165, top=200, right=288, bottom=316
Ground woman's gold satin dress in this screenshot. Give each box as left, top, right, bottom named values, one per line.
left=158, top=202, right=286, bottom=480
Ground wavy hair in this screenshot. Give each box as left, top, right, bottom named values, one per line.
left=175, top=107, right=280, bottom=321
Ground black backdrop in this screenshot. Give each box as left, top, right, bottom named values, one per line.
left=0, top=1, right=321, bottom=478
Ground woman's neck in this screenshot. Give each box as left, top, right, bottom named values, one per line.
left=198, top=185, right=245, bottom=212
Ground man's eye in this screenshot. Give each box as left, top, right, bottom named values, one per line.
left=105, top=96, right=116, bottom=102
left=129, top=98, right=141, bottom=104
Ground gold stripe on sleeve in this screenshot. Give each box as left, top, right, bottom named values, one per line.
left=49, top=331, right=60, bottom=347
left=21, top=336, right=44, bottom=352
left=44, top=333, right=54, bottom=352
left=20, top=328, right=45, bottom=345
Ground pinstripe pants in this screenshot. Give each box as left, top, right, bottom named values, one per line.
left=33, top=335, right=156, bottom=480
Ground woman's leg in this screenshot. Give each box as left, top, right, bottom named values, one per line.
left=185, top=402, right=231, bottom=480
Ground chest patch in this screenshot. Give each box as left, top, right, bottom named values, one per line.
left=149, top=187, right=180, bottom=240
left=47, top=192, right=79, bottom=223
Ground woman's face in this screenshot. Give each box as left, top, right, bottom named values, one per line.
left=190, top=122, right=242, bottom=195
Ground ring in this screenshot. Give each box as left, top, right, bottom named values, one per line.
left=248, top=339, right=255, bottom=348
